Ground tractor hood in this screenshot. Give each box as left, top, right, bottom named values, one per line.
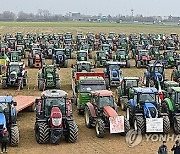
left=103, top=106, right=118, bottom=117
left=79, top=93, right=91, bottom=104
left=144, top=103, right=158, bottom=118
left=0, top=113, right=6, bottom=131
left=154, top=72, right=163, bottom=82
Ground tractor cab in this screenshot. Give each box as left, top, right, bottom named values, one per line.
left=149, top=46, right=160, bottom=60
left=76, top=61, right=91, bottom=72
left=9, top=51, right=22, bottom=62
left=52, top=49, right=67, bottom=68
left=16, top=45, right=25, bottom=58
left=101, top=44, right=112, bottom=58
left=80, top=43, right=92, bottom=59
left=76, top=50, right=89, bottom=61
left=8, top=38, right=16, bottom=50
left=162, top=81, right=179, bottom=98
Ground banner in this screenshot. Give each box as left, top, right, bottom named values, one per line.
left=146, top=118, right=163, bottom=132
left=109, top=116, right=124, bottom=134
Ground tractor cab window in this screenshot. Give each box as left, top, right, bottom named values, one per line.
left=9, top=65, right=20, bottom=73
left=139, top=51, right=148, bottom=56
left=0, top=103, right=9, bottom=113
left=102, top=46, right=110, bottom=51
left=165, top=51, right=173, bottom=57
left=176, top=92, right=180, bottom=103
left=17, top=46, right=23, bottom=50
left=55, top=50, right=64, bottom=55
left=99, top=96, right=114, bottom=108
left=77, top=63, right=90, bottom=72
left=139, top=93, right=156, bottom=103
left=78, top=52, right=87, bottom=57
left=154, top=66, right=163, bottom=73
left=125, top=80, right=138, bottom=88
left=109, top=64, right=120, bottom=70
left=33, top=50, right=41, bottom=55
left=118, top=50, right=126, bottom=55
left=80, top=84, right=106, bottom=93
left=45, top=98, right=66, bottom=116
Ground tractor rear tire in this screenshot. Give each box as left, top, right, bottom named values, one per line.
left=121, top=98, right=128, bottom=111
left=95, top=118, right=105, bottom=138
left=137, top=61, right=141, bottom=68
left=35, top=122, right=50, bottom=144
left=29, top=59, right=33, bottom=68
left=115, top=90, right=120, bottom=106
left=64, top=60, right=68, bottom=68
left=96, top=61, right=100, bottom=68
left=161, top=101, right=170, bottom=117
left=124, top=117, right=130, bottom=135
left=65, top=121, right=78, bottom=143
left=126, top=104, right=134, bottom=126
left=55, top=80, right=60, bottom=89
left=163, top=116, right=170, bottom=134
left=2, top=79, right=7, bottom=89
left=173, top=116, right=180, bottom=134
left=134, top=116, right=145, bottom=134
left=38, top=80, right=44, bottom=91
left=84, top=106, right=94, bottom=128
left=126, top=60, right=130, bottom=68
left=10, top=126, right=19, bottom=146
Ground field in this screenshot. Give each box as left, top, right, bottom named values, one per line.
left=1, top=22, right=180, bottom=154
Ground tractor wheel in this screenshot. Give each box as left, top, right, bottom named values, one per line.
left=121, top=98, right=128, bottom=111
left=89, top=53, right=92, bottom=59
left=126, top=60, right=130, bottom=68
left=10, top=126, right=19, bottom=146
left=105, top=78, right=110, bottom=89
left=115, top=90, right=120, bottom=106
left=173, top=116, right=180, bottom=134
left=163, top=116, right=170, bottom=134
left=64, top=60, right=68, bottom=68
left=18, top=79, right=23, bottom=90
left=171, top=71, right=176, bottom=81
left=95, top=118, right=105, bottom=138
left=29, top=59, right=33, bottom=68
left=124, top=117, right=130, bottom=135
left=38, top=80, right=44, bottom=91
left=65, top=121, right=78, bottom=143
left=84, top=106, right=94, bottom=128
left=96, top=61, right=100, bottom=68
left=161, top=101, right=170, bottom=117
left=35, top=122, right=50, bottom=144
left=2, top=79, right=7, bottom=89
left=137, top=61, right=141, bottom=68
left=149, top=80, right=154, bottom=87
left=55, top=80, right=60, bottom=89
left=126, top=104, right=134, bottom=126
left=134, top=116, right=145, bottom=134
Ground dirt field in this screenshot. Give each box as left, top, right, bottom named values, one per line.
left=1, top=22, right=179, bottom=154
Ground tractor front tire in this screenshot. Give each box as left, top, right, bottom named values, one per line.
left=137, top=61, right=141, bottom=68
left=65, top=121, right=78, bottom=143
left=84, top=106, right=94, bottom=128
left=121, top=98, right=128, bottom=111
left=124, top=117, right=130, bottom=135
left=2, top=79, right=7, bottom=89
left=163, top=116, right=170, bottom=134
left=38, top=80, right=44, bottom=91
left=55, top=80, right=60, bottom=89
left=126, top=104, right=134, bottom=126
left=10, top=126, right=19, bottom=146
left=95, top=118, right=105, bottom=138
left=35, top=122, right=50, bottom=144
left=126, top=60, right=130, bottom=68
left=173, top=116, right=180, bottom=134
left=134, top=116, right=145, bottom=134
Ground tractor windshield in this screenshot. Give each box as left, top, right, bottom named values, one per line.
left=0, top=103, right=9, bottom=113
left=33, top=50, right=41, bottom=55
left=139, top=93, right=157, bottom=103
left=99, top=96, right=114, bottom=108
left=45, top=97, right=66, bottom=116
left=78, top=52, right=87, bottom=57
left=80, top=84, right=106, bottom=93
left=77, top=64, right=90, bottom=72
left=154, top=66, right=163, bottom=73
left=125, top=80, right=138, bottom=87
left=55, top=50, right=64, bottom=55
left=139, top=51, right=148, bottom=56
left=109, top=64, right=120, bottom=70
left=9, top=65, right=20, bottom=73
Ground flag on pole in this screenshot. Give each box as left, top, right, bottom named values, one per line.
left=3, top=54, right=10, bottom=62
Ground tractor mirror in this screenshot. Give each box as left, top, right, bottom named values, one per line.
left=13, top=102, right=17, bottom=106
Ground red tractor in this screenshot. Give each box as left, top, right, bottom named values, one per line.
left=135, top=50, right=151, bottom=68
left=28, top=48, right=45, bottom=68
left=34, top=89, right=78, bottom=144
left=84, top=90, right=130, bottom=138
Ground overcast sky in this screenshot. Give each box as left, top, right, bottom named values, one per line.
left=1, top=0, right=180, bottom=16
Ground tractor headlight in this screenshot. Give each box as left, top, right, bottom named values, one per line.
left=52, top=117, right=62, bottom=127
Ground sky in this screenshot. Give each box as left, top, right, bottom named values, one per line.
left=1, top=0, right=180, bottom=16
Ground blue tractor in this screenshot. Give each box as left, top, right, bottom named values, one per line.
left=104, top=62, right=123, bottom=88
left=143, top=61, right=165, bottom=88
left=126, top=87, right=170, bottom=134
left=0, top=96, right=19, bottom=146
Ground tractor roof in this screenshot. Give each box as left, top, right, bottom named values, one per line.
left=79, top=76, right=104, bottom=81
left=123, top=77, right=139, bottom=80
left=133, top=87, right=158, bottom=93
left=78, top=50, right=88, bottom=53
left=42, top=89, right=67, bottom=98
left=148, top=63, right=163, bottom=67
left=164, top=81, right=179, bottom=86
left=9, top=62, right=24, bottom=66
left=171, top=87, right=180, bottom=92
left=106, top=61, right=122, bottom=65
left=91, top=90, right=112, bottom=97
left=0, top=96, right=13, bottom=103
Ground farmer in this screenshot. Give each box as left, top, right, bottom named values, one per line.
left=171, top=140, right=180, bottom=154
left=1, top=126, right=9, bottom=153
left=158, top=141, right=168, bottom=154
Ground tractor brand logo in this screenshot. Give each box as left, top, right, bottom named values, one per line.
left=125, top=130, right=142, bottom=147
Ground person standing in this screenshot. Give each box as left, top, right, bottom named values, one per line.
left=171, top=140, right=180, bottom=154
left=1, top=127, right=9, bottom=153
left=158, top=141, right=168, bottom=154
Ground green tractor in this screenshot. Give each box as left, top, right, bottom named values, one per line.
left=37, top=65, right=60, bottom=91
left=94, top=50, right=108, bottom=68
left=72, top=72, right=106, bottom=114
left=16, top=45, right=25, bottom=58
left=76, top=50, right=89, bottom=61
left=162, top=81, right=179, bottom=98
left=9, top=51, right=22, bottom=62
left=115, top=77, right=139, bottom=111
left=161, top=87, right=180, bottom=134
left=149, top=46, right=160, bottom=60
left=113, top=49, right=130, bottom=68
left=171, top=61, right=180, bottom=83
left=80, top=43, right=93, bottom=59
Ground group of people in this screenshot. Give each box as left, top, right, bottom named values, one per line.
left=158, top=140, right=180, bottom=154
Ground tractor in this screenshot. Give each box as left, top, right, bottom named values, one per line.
left=115, top=77, right=139, bottom=111
left=64, top=45, right=74, bottom=59
left=135, top=50, right=151, bottom=68
left=171, top=61, right=180, bottom=83
left=0, top=96, right=19, bottom=146
left=16, top=45, right=25, bottom=58
left=101, top=44, right=112, bottom=59
left=113, top=49, right=130, bottom=68
left=2, top=62, right=27, bottom=89
left=161, top=87, right=180, bottom=134
left=149, top=46, right=160, bottom=60
left=104, top=62, right=123, bottom=87
left=76, top=50, right=89, bottom=61
left=8, top=38, right=16, bottom=50
left=94, top=50, right=108, bottom=68
left=37, top=65, right=60, bottom=91
left=44, top=44, right=54, bottom=58
left=9, top=51, right=22, bottom=62
left=84, top=90, right=130, bottom=138
left=52, top=49, right=68, bottom=68
left=143, top=61, right=165, bottom=89
left=34, top=89, right=78, bottom=144
left=72, top=72, right=106, bottom=114
left=126, top=87, right=170, bottom=134
left=80, top=43, right=93, bottom=59
left=28, top=48, right=45, bottom=68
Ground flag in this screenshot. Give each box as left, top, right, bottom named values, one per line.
left=3, top=54, right=10, bottom=62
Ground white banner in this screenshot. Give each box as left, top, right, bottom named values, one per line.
left=146, top=118, right=163, bottom=133
left=109, top=116, right=124, bottom=134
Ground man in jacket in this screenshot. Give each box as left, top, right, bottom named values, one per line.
left=171, top=140, right=180, bottom=154
left=158, top=141, right=168, bottom=154
left=1, top=126, right=9, bottom=153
